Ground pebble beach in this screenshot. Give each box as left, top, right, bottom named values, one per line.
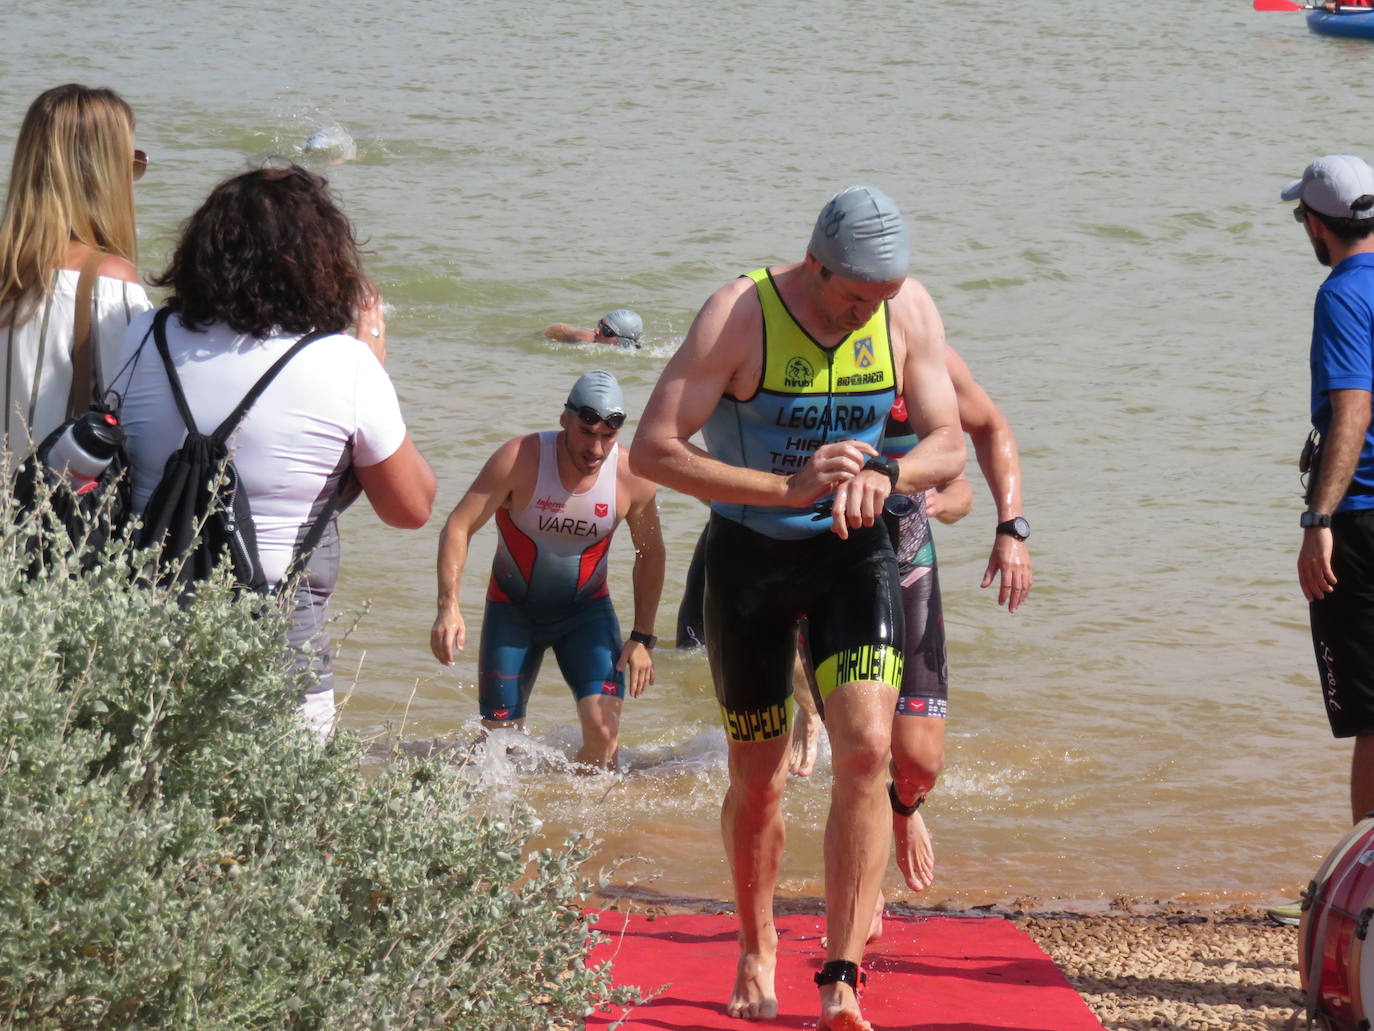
left=1018, top=906, right=1300, bottom=1031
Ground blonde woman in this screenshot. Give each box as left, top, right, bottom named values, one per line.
left=0, top=84, right=151, bottom=452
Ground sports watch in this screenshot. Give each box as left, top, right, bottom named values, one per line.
left=862, top=455, right=900, bottom=488
left=996, top=516, right=1031, bottom=541
left=629, top=630, right=657, bottom=649
left=1300, top=511, right=1333, bottom=529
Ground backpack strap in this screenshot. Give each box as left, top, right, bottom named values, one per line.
left=66, top=250, right=108, bottom=419
left=150, top=308, right=329, bottom=441
left=210, top=329, right=330, bottom=443
left=150, top=307, right=198, bottom=434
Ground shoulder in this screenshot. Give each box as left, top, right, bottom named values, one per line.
left=888, top=277, right=946, bottom=358
left=683, top=275, right=763, bottom=359
left=96, top=255, right=139, bottom=283
left=487, top=432, right=542, bottom=480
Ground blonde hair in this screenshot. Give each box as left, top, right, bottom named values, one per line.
left=0, top=84, right=139, bottom=327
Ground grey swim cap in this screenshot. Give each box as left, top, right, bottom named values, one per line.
left=600, top=309, right=643, bottom=345
left=1282, top=155, right=1374, bottom=220
left=808, top=185, right=910, bottom=283
left=566, top=369, right=626, bottom=421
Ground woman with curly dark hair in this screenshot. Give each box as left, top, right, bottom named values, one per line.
left=116, top=164, right=435, bottom=736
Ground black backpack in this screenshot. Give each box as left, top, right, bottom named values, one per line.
left=134, top=308, right=335, bottom=594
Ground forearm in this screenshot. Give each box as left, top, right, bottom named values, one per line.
left=894, top=426, right=965, bottom=495
left=970, top=422, right=1025, bottom=521
left=629, top=546, right=666, bottom=636
left=1312, top=394, right=1372, bottom=513
left=632, top=436, right=795, bottom=507
left=435, top=520, right=473, bottom=609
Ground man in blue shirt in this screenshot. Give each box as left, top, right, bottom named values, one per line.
left=1285, top=154, right=1374, bottom=822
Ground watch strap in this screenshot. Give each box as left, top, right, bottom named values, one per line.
left=1301, top=511, right=1333, bottom=529
left=996, top=517, right=1030, bottom=541
left=629, top=629, right=657, bottom=648
left=862, top=455, right=899, bottom=488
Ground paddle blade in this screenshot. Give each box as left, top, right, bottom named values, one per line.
left=1253, top=0, right=1305, bottom=10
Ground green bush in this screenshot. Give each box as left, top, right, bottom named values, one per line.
left=0, top=480, right=636, bottom=1030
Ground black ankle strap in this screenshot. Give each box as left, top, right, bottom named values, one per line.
left=888, top=780, right=923, bottom=817
left=814, top=960, right=866, bottom=990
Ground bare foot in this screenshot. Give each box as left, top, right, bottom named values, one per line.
left=868, top=889, right=884, bottom=942
left=819, top=983, right=872, bottom=1031
left=821, top=891, right=884, bottom=950
left=728, top=949, right=778, bottom=1020
left=894, top=807, right=935, bottom=892
left=788, top=705, right=821, bottom=777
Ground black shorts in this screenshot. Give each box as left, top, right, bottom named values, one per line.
left=1311, top=509, right=1374, bottom=738
left=703, top=513, right=903, bottom=742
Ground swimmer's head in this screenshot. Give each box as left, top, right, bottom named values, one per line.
left=565, top=369, right=626, bottom=428
left=807, top=185, right=910, bottom=283
left=597, top=309, right=643, bottom=347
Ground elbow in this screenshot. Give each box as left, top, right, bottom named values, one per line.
left=629, top=443, right=664, bottom=482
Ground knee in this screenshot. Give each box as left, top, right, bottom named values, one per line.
left=581, top=707, right=620, bottom=746
left=891, top=744, right=943, bottom=793
left=829, top=724, right=891, bottom=783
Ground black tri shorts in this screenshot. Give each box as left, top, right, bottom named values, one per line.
left=703, top=512, right=903, bottom=743
left=1311, top=509, right=1374, bottom=738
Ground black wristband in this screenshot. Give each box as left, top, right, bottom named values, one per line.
left=629, top=630, right=657, bottom=649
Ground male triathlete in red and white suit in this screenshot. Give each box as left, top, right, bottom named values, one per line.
left=430, top=370, right=664, bottom=769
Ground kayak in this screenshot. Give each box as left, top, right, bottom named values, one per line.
left=1308, top=9, right=1374, bottom=37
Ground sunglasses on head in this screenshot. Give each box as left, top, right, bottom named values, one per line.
left=566, top=403, right=625, bottom=430
left=133, top=149, right=148, bottom=182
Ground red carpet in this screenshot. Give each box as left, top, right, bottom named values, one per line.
left=586, top=911, right=1105, bottom=1030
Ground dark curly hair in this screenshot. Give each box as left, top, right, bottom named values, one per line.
left=152, top=165, right=369, bottom=337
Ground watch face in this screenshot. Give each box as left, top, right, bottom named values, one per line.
left=1012, top=517, right=1030, bottom=539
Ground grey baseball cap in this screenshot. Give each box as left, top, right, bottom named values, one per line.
left=600, top=309, right=643, bottom=345
left=808, top=185, right=910, bottom=283
left=1282, top=155, right=1374, bottom=220
left=566, top=369, right=625, bottom=420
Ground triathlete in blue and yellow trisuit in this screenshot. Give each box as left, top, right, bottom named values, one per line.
left=700, top=266, right=905, bottom=742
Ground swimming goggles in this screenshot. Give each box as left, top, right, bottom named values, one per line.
left=566, top=404, right=625, bottom=430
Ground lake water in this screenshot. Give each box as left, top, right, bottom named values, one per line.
left=2, top=0, right=1367, bottom=912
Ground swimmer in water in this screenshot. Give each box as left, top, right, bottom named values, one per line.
left=544, top=308, right=643, bottom=349
left=300, top=125, right=357, bottom=164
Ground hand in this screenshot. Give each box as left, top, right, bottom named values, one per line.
left=430, top=603, right=466, bottom=665
left=783, top=439, right=877, bottom=508
left=355, top=289, right=387, bottom=364
left=828, top=468, right=891, bottom=540
left=982, top=535, right=1032, bottom=613
left=615, top=640, right=655, bottom=698
left=1299, top=527, right=1338, bottom=601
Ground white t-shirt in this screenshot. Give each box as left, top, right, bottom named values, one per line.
left=116, top=309, right=409, bottom=586
left=2, top=270, right=153, bottom=450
